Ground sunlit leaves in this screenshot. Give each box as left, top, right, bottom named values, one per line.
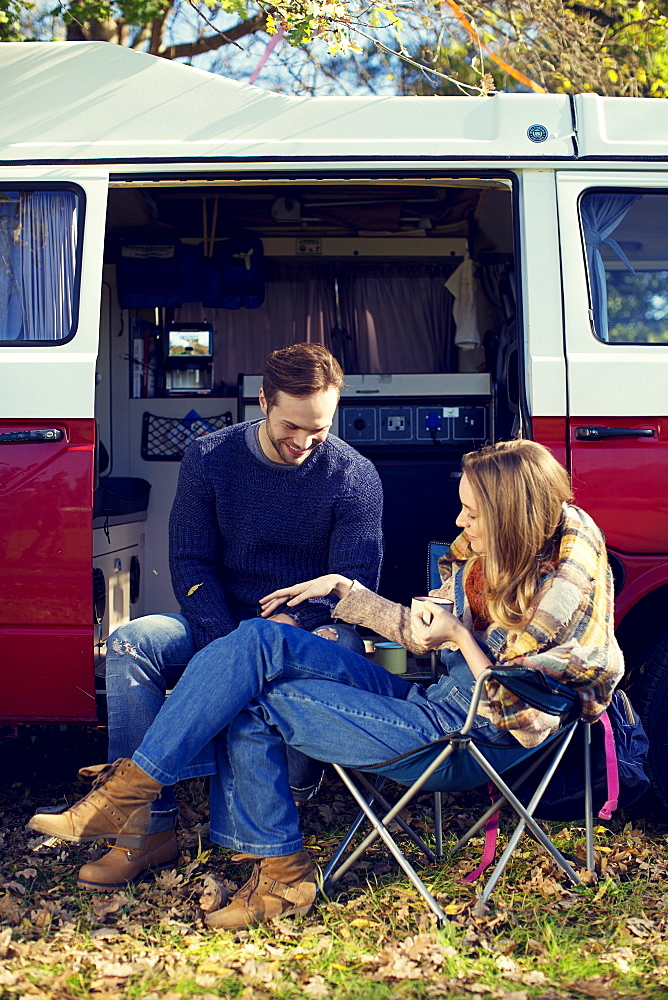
left=0, top=0, right=31, bottom=40
left=54, top=0, right=171, bottom=29
left=3, top=0, right=668, bottom=98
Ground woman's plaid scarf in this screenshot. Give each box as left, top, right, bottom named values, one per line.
left=441, top=505, right=624, bottom=745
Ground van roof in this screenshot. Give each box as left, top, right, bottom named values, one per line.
left=1, top=42, right=666, bottom=165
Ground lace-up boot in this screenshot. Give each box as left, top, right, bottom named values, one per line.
left=27, top=759, right=162, bottom=849
left=77, top=830, right=178, bottom=890
left=204, top=850, right=315, bottom=930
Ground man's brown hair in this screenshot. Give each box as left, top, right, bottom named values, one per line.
left=262, top=343, right=344, bottom=410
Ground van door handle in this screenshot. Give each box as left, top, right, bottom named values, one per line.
left=0, top=428, right=63, bottom=444
left=574, top=426, right=655, bottom=441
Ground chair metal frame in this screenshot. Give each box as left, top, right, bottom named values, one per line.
left=322, top=668, right=595, bottom=922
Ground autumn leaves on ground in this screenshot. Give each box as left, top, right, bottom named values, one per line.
left=1, top=726, right=668, bottom=1000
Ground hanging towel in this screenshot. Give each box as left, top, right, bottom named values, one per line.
left=445, top=255, right=481, bottom=350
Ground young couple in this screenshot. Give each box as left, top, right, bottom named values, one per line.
left=29, top=438, right=623, bottom=931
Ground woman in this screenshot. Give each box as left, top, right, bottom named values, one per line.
left=29, top=441, right=623, bottom=930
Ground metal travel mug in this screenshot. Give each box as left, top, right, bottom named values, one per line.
left=373, top=641, right=407, bottom=674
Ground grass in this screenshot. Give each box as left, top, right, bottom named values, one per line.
left=1, top=726, right=668, bottom=999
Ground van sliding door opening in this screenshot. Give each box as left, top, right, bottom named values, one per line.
left=97, top=178, right=517, bottom=610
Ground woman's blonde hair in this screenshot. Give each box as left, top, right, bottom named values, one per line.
left=461, top=439, right=573, bottom=630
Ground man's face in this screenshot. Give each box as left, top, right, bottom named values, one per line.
left=259, top=387, right=338, bottom=466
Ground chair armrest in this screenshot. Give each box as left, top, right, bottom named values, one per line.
left=488, top=668, right=579, bottom=718
left=461, top=668, right=579, bottom=737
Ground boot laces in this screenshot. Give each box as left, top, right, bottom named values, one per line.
left=235, top=863, right=262, bottom=904
left=66, top=761, right=122, bottom=818
left=89, top=760, right=122, bottom=791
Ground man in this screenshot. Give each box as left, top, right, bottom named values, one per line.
left=79, top=343, right=383, bottom=891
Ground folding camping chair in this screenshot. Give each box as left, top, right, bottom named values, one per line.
left=322, top=666, right=595, bottom=921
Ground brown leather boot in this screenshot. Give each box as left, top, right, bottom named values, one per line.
left=77, top=830, right=178, bottom=891
left=205, top=850, right=315, bottom=930
left=27, top=759, right=163, bottom=849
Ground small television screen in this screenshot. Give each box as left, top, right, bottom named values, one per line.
left=167, top=324, right=213, bottom=358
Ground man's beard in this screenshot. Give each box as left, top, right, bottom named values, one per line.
left=264, top=419, right=314, bottom=465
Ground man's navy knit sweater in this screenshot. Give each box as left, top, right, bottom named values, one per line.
left=169, top=421, right=383, bottom=650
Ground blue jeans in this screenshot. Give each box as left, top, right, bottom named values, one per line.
left=105, top=614, right=364, bottom=833
left=132, top=619, right=528, bottom=856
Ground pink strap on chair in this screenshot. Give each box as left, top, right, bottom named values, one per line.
left=462, top=783, right=499, bottom=883
left=597, top=710, right=619, bottom=820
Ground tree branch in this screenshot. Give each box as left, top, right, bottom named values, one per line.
left=158, top=7, right=269, bottom=59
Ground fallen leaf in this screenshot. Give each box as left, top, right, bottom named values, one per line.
left=154, top=869, right=183, bottom=890
left=32, top=907, right=52, bottom=928
left=625, top=916, right=656, bottom=938
left=199, top=874, right=227, bottom=914
left=302, top=975, right=330, bottom=998
left=0, top=928, right=12, bottom=959
left=92, top=897, right=122, bottom=921
left=569, top=975, right=616, bottom=997
left=16, top=868, right=38, bottom=879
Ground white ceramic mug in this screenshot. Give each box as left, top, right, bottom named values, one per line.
left=411, top=595, right=454, bottom=625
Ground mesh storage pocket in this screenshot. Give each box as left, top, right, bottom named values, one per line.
left=141, top=411, right=232, bottom=461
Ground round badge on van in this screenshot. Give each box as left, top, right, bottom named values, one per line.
left=527, top=124, right=549, bottom=143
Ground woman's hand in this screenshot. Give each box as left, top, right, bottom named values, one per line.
left=410, top=600, right=467, bottom=655
left=259, top=575, right=354, bottom=618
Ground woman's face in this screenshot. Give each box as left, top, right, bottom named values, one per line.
left=456, top=474, right=485, bottom=553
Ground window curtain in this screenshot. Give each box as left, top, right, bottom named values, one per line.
left=174, top=261, right=460, bottom=383
left=337, top=263, right=458, bottom=373
left=0, top=190, right=78, bottom=342
left=0, top=195, right=23, bottom=340
left=175, top=266, right=337, bottom=386
left=581, top=193, right=642, bottom=342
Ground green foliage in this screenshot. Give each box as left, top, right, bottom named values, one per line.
left=607, top=270, right=668, bottom=343
left=0, top=0, right=29, bottom=41
left=2, top=0, right=668, bottom=99
left=56, top=0, right=172, bottom=29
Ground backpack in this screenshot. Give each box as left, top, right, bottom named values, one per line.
left=519, top=689, right=650, bottom=821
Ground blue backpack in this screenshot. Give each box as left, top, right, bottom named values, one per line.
left=520, top=689, right=650, bottom=821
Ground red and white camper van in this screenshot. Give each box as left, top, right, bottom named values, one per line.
left=1, top=43, right=667, bottom=801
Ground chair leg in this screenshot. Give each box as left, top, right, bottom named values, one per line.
left=320, top=779, right=386, bottom=887
left=452, top=733, right=573, bottom=856
left=328, top=742, right=457, bottom=888
left=467, top=741, right=582, bottom=894
left=583, top=723, right=595, bottom=871
left=328, top=764, right=448, bottom=924
left=433, top=792, right=443, bottom=858
left=353, top=771, right=436, bottom=862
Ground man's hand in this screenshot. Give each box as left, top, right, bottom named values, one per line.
left=259, top=575, right=354, bottom=618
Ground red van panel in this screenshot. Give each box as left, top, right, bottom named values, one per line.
left=0, top=418, right=96, bottom=722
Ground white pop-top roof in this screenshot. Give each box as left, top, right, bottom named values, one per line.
left=1, top=42, right=667, bottom=165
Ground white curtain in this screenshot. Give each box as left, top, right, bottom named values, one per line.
left=0, top=190, right=78, bottom=341
left=176, top=266, right=337, bottom=386
left=581, top=193, right=642, bottom=342
left=338, top=264, right=457, bottom=373
left=174, top=262, right=458, bottom=383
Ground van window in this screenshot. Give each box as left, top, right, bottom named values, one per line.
left=0, top=188, right=81, bottom=343
left=581, top=190, right=668, bottom=345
